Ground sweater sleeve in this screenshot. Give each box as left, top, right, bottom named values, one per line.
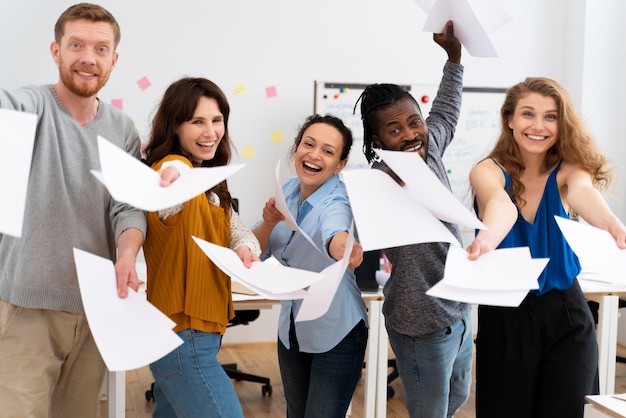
left=425, top=61, right=464, bottom=158
left=229, top=210, right=261, bottom=256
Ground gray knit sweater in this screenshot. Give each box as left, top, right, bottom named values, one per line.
left=373, top=61, right=471, bottom=336
left=0, top=85, right=147, bottom=314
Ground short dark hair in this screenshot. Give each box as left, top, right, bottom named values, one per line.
left=355, top=84, right=420, bottom=163
left=55, top=3, right=121, bottom=49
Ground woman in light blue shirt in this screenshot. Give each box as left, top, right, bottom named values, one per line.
left=253, top=114, right=368, bottom=418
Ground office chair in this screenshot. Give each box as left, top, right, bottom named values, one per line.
left=221, top=310, right=273, bottom=396
left=144, top=310, right=273, bottom=401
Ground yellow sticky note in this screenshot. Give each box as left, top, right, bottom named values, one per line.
left=234, top=83, right=247, bottom=96
left=271, top=131, right=283, bottom=143
left=242, top=146, right=255, bottom=159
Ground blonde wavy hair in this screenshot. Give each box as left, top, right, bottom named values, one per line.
left=485, top=77, right=611, bottom=208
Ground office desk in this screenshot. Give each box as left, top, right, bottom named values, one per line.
left=582, top=280, right=626, bottom=395
left=585, top=395, right=626, bottom=417
left=105, top=291, right=387, bottom=418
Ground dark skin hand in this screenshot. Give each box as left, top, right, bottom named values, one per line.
left=434, top=20, right=462, bottom=64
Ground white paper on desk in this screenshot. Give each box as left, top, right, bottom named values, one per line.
left=415, top=0, right=512, bottom=57
left=296, top=224, right=354, bottom=322
left=192, top=236, right=324, bottom=299
left=72, top=248, right=183, bottom=372
left=427, top=280, right=529, bottom=307
left=342, top=168, right=460, bottom=251
left=555, top=216, right=626, bottom=284
left=273, top=161, right=324, bottom=255
left=377, top=150, right=486, bottom=230
left=443, top=245, right=546, bottom=291
left=92, top=135, right=245, bottom=212
left=0, top=108, right=37, bottom=238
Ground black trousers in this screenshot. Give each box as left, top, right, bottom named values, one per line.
left=476, top=279, right=598, bottom=418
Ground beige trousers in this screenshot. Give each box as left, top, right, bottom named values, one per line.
left=0, top=299, right=106, bottom=418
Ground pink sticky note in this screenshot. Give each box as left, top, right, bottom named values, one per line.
left=265, top=85, right=278, bottom=98
left=111, top=98, right=123, bottom=110
left=137, top=76, right=151, bottom=91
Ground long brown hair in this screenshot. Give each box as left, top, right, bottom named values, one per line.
left=486, top=77, right=611, bottom=208
left=144, top=77, right=233, bottom=211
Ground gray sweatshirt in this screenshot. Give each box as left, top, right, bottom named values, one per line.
left=373, top=61, right=471, bottom=336
left=0, top=85, right=147, bottom=314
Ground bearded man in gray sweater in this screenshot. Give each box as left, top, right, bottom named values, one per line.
left=0, top=4, right=146, bottom=417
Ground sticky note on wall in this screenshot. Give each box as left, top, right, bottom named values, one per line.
left=271, top=131, right=283, bottom=143
left=265, top=85, right=277, bottom=98
left=234, top=84, right=247, bottom=96
left=242, top=146, right=254, bottom=159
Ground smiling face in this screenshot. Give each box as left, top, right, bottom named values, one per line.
left=51, top=19, right=118, bottom=98
left=372, top=98, right=429, bottom=161
left=508, top=92, right=558, bottom=156
left=294, top=122, right=347, bottom=200
left=175, top=96, right=224, bottom=164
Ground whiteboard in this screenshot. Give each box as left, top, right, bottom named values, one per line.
left=314, top=82, right=506, bottom=211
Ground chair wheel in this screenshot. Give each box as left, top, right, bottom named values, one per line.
left=145, top=389, right=154, bottom=402
left=387, top=386, right=395, bottom=399
left=262, top=384, right=273, bottom=397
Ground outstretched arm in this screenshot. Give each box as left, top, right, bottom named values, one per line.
left=564, top=165, right=626, bottom=249
left=328, top=231, right=364, bottom=269
left=466, top=160, right=518, bottom=260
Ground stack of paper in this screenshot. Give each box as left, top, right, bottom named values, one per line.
left=193, top=225, right=355, bottom=322
left=427, top=246, right=548, bottom=307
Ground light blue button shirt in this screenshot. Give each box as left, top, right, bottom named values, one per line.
left=260, top=174, right=368, bottom=353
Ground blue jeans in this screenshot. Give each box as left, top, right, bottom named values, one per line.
left=149, top=329, right=243, bottom=418
left=278, top=319, right=368, bottom=418
left=388, top=312, right=473, bottom=418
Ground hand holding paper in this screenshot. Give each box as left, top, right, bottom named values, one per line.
left=295, top=224, right=356, bottom=322
left=426, top=245, right=548, bottom=307
left=192, top=236, right=325, bottom=300
left=73, top=248, right=183, bottom=371
left=92, top=136, right=245, bottom=212
left=555, top=216, right=626, bottom=284
left=414, top=0, right=512, bottom=57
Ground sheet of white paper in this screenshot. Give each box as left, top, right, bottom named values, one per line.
left=273, top=161, right=325, bottom=255
left=296, top=224, right=355, bottom=322
left=192, top=236, right=325, bottom=298
left=427, top=280, right=529, bottom=307
left=273, top=161, right=299, bottom=231
left=420, top=0, right=512, bottom=57
left=342, top=168, right=460, bottom=251
left=0, top=108, right=37, bottom=237
left=73, top=248, right=183, bottom=372
left=377, top=150, right=486, bottom=230
left=443, top=245, right=546, bottom=290
left=555, top=216, right=626, bottom=284
left=92, top=135, right=245, bottom=212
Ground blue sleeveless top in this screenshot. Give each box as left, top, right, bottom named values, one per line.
left=493, top=160, right=581, bottom=296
